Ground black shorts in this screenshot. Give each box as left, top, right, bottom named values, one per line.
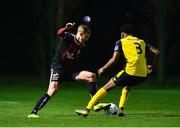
left=49, top=64, right=80, bottom=83
left=112, top=70, right=146, bottom=87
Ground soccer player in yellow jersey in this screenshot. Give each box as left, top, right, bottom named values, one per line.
left=75, top=24, right=160, bottom=117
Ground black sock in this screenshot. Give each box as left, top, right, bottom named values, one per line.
left=88, top=82, right=97, bottom=98
left=31, top=93, right=51, bottom=114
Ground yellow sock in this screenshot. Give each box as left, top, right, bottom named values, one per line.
left=119, top=86, right=130, bottom=108
left=86, top=88, right=107, bottom=109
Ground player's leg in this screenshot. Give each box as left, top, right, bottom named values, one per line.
left=117, top=86, right=130, bottom=117
left=115, top=71, right=146, bottom=117
left=75, top=78, right=116, bottom=116
left=75, top=70, right=126, bottom=117
left=93, top=71, right=130, bottom=114
left=28, top=81, right=60, bottom=118
left=28, top=68, right=62, bottom=118
left=74, top=70, right=97, bottom=97
left=74, top=70, right=110, bottom=111
left=88, top=82, right=97, bottom=98
left=112, top=70, right=131, bottom=117
left=75, top=70, right=96, bottom=82
left=119, top=86, right=130, bottom=108
left=86, top=79, right=116, bottom=109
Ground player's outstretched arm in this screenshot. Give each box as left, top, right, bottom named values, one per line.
left=148, top=46, right=160, bottom=73
left=98, top=52, right=120, bottom=76
left=57, top=22, right=75, bottom=36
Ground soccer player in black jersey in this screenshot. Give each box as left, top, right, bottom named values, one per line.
left=28, top=22, right=97, bottom=118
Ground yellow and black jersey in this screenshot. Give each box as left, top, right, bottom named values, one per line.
left=114, top=35, right=151, bottom=77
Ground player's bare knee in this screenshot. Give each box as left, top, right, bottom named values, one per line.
left=88, top=73, right=96, bottom=82
left=103, top=79, right=115, bottom=91
left=47, top=82, right=59, bottom=96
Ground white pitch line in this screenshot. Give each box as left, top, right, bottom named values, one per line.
left=0, top=101, right=20, bottom=104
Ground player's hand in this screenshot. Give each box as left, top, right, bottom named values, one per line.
left=147, top=65, right=153, bottom=74
left=98, top=68, right=104, bottom=77
left=65, top=22, right=75, bottom=29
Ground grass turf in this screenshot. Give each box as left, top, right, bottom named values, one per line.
left=0, top=76, right=180, bottom=127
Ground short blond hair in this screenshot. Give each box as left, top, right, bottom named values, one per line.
left=77, top=25, right=91, bottom=37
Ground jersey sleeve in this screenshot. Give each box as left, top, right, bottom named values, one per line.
left=145, top=43, right=153, bottom=51
left=114, top=40, right=122, bottom=53
left=147, top=43, right=153, bottom=48
left=57, top=27, right=70, bottom=39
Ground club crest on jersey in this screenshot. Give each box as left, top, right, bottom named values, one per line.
left=66, top=52, right=75, bottom=59
left=114, top=45, right=119, bottom=51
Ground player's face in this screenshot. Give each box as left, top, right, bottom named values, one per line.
left=121, top=32, right=125, bottom=39
left=121, top=32, right=128, bottom=39
left=78, top=32, right=89, bottom=44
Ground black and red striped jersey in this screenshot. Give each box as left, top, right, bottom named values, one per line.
left=51, top=27, right=83, bottom=68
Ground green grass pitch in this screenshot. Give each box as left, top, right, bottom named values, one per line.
left=0, top=76, right=180, bottom=127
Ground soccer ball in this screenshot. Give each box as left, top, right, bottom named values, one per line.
left=104, top=103, right=119, bottom=115
left=83, top=16, right=91, bottom=23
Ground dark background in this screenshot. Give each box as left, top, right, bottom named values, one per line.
left=1, top=0, right=180, bottom=84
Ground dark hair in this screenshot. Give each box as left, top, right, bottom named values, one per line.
left=120, top=24, right=134, bottom=35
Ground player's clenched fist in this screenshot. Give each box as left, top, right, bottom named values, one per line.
left=65, top=22, right=75, bottom=29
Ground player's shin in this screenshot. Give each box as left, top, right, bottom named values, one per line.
left=31, top=93, right=51, bottom=114
left=88, top=82, right=97, bottom=98
left=119, top=86, right=130, bottom=109
left=86, top=88, right=107, bottom=110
